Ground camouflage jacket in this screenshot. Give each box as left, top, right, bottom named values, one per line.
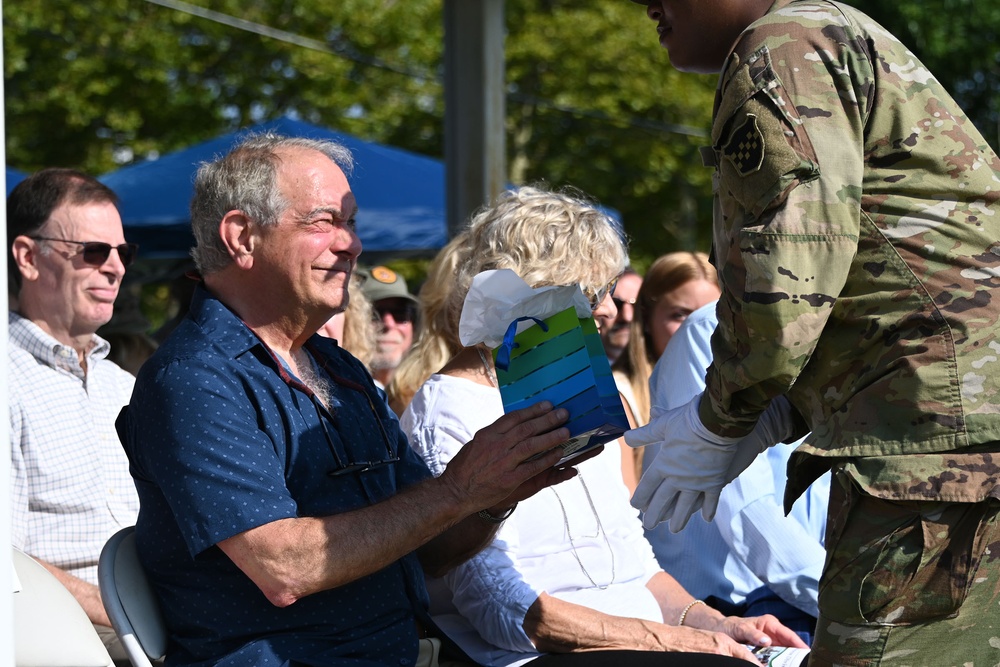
left=700, top=0, right=1000, bottom=502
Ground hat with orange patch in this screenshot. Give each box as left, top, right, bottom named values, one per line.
left=359, top=266, right=418, bottom=305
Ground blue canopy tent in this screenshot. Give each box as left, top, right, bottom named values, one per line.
left=99, top=117, right=448, bottom=260
left=6, top=166, right=27, bottom=195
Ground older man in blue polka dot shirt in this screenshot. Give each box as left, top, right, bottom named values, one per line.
left=116, top=133, right=581, bottom=667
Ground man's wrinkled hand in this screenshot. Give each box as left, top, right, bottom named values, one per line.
left=440, top=401, right=573, bottom=514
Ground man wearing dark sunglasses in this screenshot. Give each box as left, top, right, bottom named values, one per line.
left=361, top=265, right=419, bottom=389
left=8, top=167, right=139, bottom=665
left=117, top=133, right=585, bottom=667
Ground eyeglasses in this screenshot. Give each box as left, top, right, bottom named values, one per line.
left=306, top=351, right=400, bottom=477
left=30, top=236, right=138, bottom=267
left=320, top=386, right=400, bottom=477
left=373, top=302, right=417, bottom=324
left=583, top=277, right=619, bottom=312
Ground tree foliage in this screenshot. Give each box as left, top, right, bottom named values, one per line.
left=505, top=2, right=717, bottom=264
left=4, top=0, right=716, bottom=264
left=3, top=0, right=446, bottom=173
left=4, top=0, right=998, bottom=268
left=841, top=0, right=1000, bottom=150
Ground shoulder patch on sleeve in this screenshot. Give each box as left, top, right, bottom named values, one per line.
left=724, top=113, right=765, bottom=176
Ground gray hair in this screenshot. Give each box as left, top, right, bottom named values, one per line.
left=189, top=132, right=354, bottom=275
left=446, top=185, right=628, bottom=330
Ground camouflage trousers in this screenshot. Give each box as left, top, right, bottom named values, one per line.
left=810, top=471, right=1000, bottom=666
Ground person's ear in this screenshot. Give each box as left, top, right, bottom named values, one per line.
left=11, top=236, right=42, bottom=284
left=218, top=210, right=256, bottom=269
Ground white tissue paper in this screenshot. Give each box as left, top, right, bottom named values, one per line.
left=459, top=269, right=591, bottom=348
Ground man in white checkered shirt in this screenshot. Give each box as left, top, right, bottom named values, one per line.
left=8, top=168, right=140, bottom=665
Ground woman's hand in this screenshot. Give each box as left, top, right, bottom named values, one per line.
left=645, top=624, right=761, bottom=662
left=712, top=614, right=809, bottom=650
left=525, top=593, right=764, bottom=662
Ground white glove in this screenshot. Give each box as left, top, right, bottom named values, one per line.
left=626, top=393, right=741, bottom=532
left=627, top=394, right=799, bottom=533
left=721, top=395, right=799, bottom=483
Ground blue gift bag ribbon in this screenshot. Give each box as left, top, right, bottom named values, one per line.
left=494, top=316, right=549, bottom=371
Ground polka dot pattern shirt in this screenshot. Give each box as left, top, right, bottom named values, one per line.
left=117, top=287, right=432, bottom=667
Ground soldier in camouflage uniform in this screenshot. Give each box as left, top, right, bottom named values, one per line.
left=626, top=0, right=1000, bottom=664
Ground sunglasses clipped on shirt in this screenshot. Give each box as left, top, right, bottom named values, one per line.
left=30, top=236, right=139, bottom=268
left=305, top=353, right=401, bottom=477
left=322, top=388, right=401, bottom=478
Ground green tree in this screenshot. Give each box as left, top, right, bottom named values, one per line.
left=841, top=0, right=1000, bottom=150
left=3, top=0, right=719, bottom=264
left=3, top=0, right=445, bottom=173
left=505, top=2, right=718, bottom=264
left=5, top=0, right=998, bottom=268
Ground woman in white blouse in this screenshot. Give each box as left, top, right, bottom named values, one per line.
left=400, top=186, right=806, bottom=667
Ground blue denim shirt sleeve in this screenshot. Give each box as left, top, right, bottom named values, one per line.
left=118, top=287, right=429, bottom=666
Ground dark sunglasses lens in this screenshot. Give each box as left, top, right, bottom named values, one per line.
left=375, top=305, right=415, bottom=323
left=119, top=243, right=138, bottom=267
left=82, top=242, right=137, bottom=267
left=81, top=243, right=113, bottom=266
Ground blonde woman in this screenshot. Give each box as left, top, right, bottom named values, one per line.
left=401, top=186, right=803, bottom=667
left=385, top=231, right=471, bottom=416
left=612, top=252, right=720, bottom=493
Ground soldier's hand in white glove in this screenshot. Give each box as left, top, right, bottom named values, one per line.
left=626, top=393, right=799, bottom=533
left=625, top=393, right=741, bottom=532
left=721, top=395, right=799, bottom=483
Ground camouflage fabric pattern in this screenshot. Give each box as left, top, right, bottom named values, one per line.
left=686, top=1, right=1000, bottom=660
left=699, top=0, right=1000, bottom=500
left=809, top=466, right=1000, bottom=665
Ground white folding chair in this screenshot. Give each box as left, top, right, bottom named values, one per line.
left=95, top=527, right=473, bottom=667
left=98, top=527, right=168, bottom=667
left=11, top=547, right=114, bottom=667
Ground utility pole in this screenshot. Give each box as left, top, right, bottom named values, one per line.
left=443, top=0, right=506, bottom=238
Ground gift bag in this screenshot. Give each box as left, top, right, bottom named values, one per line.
left=460, top=270, right=629, bottom=464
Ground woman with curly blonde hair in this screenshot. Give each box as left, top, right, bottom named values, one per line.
left=612, top=251, right=720, bottom=492
left=385, top=231, right=472, bottom=416
left=399, top=187, right=801, bottom=667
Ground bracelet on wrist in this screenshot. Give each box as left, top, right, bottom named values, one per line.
left=678, top=599, right=706, bottom=627
left=477, top=503, right=517, bottom=524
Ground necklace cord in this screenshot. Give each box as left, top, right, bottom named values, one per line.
left=551, top=476, right=616, bottom=590
left=477, top=346, right=498, bottom=388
